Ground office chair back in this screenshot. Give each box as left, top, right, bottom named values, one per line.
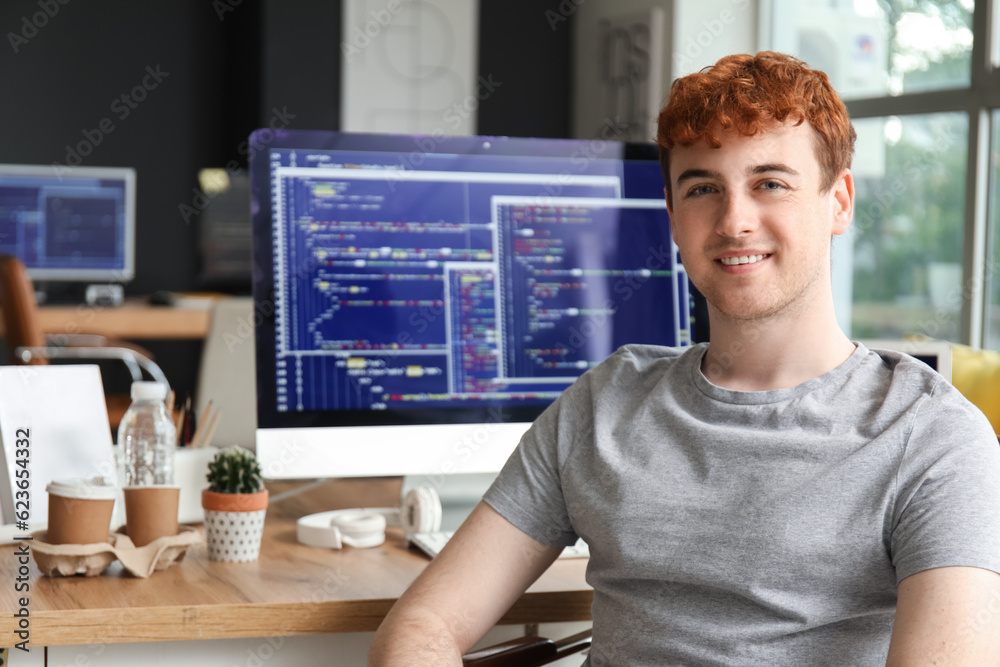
left=0, top=254, right=46, bottom=364
left=0, top=253, right=170, bottom=432
left=195, top=296, right=257, bottom=450
left=462, top=629, right=592, bottom=666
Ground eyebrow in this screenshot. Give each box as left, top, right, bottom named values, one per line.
left=674, top=163, right=801, bottom=184
left=750, top=163, right=800, bottom=177
left=675, top=168, right=722, bottom=184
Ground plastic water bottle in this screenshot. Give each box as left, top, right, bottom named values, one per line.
left=118, top=381, right=176, bottom=486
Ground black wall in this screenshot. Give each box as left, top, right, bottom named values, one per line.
left=261, top=0, right=341, bottom=131
left=0, top=0, right=571, bottom=399
left=1, top=1, right=226, bottom=293
left=478, top=0, right=572, bottom=139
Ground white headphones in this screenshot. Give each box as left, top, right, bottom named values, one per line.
left=296, top=486, right=442, bottom=549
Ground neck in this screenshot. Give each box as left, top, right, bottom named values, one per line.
left=701, top=298, right=854, bottom=391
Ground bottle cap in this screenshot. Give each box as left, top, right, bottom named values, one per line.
left=46, top=476, right=116, bottom=501
left=131, top=381, right=168, bottom=401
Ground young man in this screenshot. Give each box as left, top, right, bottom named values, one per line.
left=368, top=52, right=1000, bottom=666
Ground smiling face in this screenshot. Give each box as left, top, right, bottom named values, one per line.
left=666, top=121, right=854, bottom=325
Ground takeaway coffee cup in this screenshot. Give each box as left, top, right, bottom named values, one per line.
left=123, top=485, right=180, bottom=547
left=46, top=478, right=117, bottom=545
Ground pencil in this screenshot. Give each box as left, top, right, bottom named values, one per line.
left=197, top=409, right=221, bottom=449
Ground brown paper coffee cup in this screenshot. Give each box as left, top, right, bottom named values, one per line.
left=46, top=478, right=117, bottom=545
left=47, top=493, right=115, bottom=545
left=123, top=485, right=180, bottom=547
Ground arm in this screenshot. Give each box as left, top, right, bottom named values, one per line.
left=886, top=566, right=1000, bottom=666
left=367, top=501, right=564, bottom=666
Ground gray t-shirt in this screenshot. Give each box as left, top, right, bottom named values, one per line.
left=484, top=342, right=1000, bottom=666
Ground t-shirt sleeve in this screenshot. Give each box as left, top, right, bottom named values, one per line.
left=891, top=379, right=1000, bottom=583
left=482, top=364, right=599, bottom=548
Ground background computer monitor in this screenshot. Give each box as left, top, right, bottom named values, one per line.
left=195, top=168, right=252, bottom=293
left=0, top=164, right=135, bottom=285
left=250, top=130, right=703, bottom=484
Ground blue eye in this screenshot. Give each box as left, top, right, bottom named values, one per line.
left=688, top=184, right=714, bottom=197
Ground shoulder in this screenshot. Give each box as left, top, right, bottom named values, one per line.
left=597, top=342, right=697, bottom=372
left=859, top=345, right=941, bottom=386
left=858, top=344, right=997, bottom=455
left=584, top=343, right=698, bottom=388
left=835, top=344, right=995, bottom=453
left=548, top=344, right=698, bottom=419
left=857, top=345, right=959, bottom=408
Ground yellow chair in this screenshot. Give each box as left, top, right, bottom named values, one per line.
left=950, top=342, right=1000, bottom=437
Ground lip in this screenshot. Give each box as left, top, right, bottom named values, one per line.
left=714, top=250, right=771, bottom=261
left=714, top=252, right=772, bottom=273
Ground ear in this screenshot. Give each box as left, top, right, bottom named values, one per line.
left=830, top=169, right=854, bottom=237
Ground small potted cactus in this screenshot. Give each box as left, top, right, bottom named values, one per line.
left=201, top=446, right=269, bottom=562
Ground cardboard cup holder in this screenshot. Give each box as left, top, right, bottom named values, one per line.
left=30, top=526, right=202, bottom=578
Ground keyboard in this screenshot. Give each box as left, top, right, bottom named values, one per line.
left=409, top=531, right=590, bottom=559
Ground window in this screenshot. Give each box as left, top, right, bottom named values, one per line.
left=766, top=0, right=1000, bottom=349
left=850, top=113, right=968, bottom=341
left=770, top=0, right=974, bottom=99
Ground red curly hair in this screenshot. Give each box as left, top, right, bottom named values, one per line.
left=657, top=51, right=855, bottom=204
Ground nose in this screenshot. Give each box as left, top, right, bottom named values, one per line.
left=716, top=190, right=758, bottom=238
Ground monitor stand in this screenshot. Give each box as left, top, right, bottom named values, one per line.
left=34, top=282, right=125, bottom=306
left=401, top=472, right=499, bottom=532
left=34, top=281, right=87, bottom=305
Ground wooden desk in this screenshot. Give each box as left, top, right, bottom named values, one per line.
left=0, top=478, right=592, bottom=649
left=33, top=297, right=214, bottom=340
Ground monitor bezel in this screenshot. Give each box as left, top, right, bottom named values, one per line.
left=0, top=163, right=136, bottom=283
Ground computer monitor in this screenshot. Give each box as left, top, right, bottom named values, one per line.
left=250, top=130, right=702, bottom=485
left=196, top=168, right=252, bottom=292
left=0, top=164, right=135, bottom=284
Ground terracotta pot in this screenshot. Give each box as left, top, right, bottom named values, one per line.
left=201, top=489, right=268, bottom=512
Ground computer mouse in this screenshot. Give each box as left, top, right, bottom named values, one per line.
left=149, top=290, right=176, bottom=306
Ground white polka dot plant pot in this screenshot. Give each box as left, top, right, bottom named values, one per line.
left=204, top=508, right=266, bottom=562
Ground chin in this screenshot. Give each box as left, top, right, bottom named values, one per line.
left=707, top=293, right=789, bottom=323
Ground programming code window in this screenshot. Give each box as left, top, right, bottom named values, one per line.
left=266, top=148, right=690, bottom=414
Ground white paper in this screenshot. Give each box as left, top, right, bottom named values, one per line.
left=0, top=365, right=116, bottom=528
